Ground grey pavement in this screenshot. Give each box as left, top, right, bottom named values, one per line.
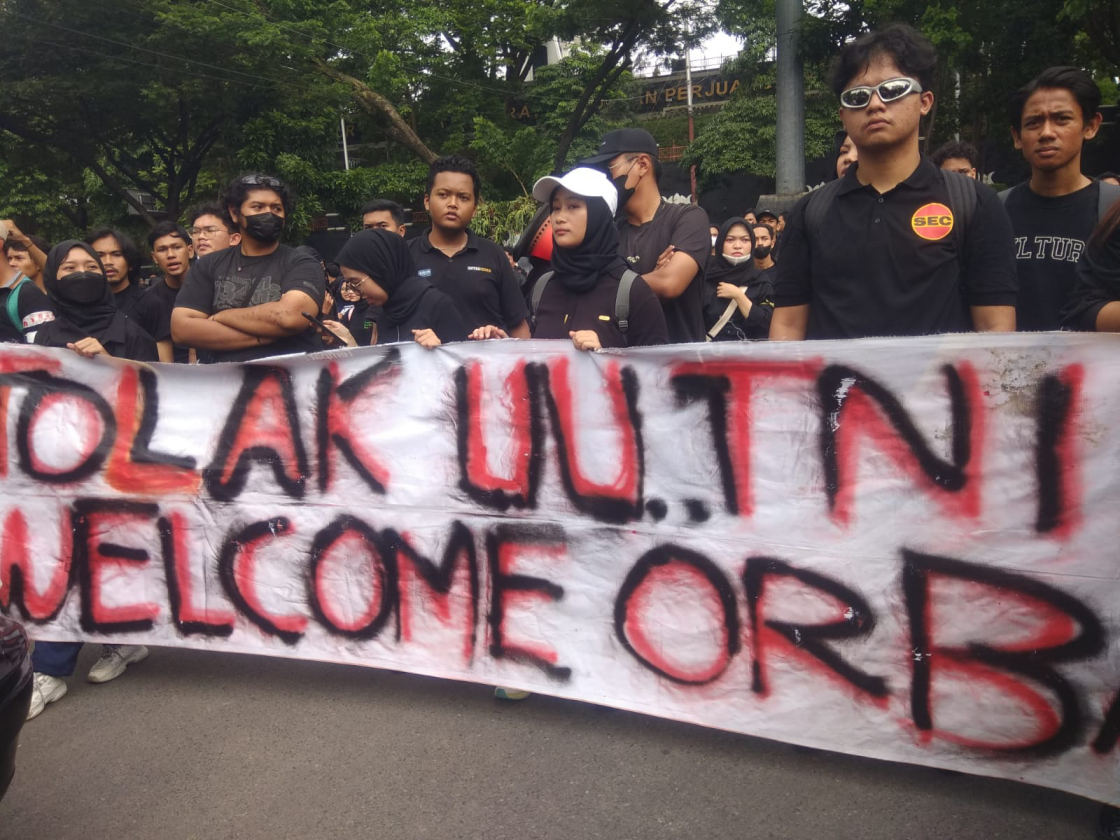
left=0, top=646, right=1102, bottom=839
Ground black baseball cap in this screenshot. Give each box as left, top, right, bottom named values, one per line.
left=581, top=128, right=660, bottom=168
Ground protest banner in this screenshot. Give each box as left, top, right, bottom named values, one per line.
left=1, top=334, right=1118, bottom=805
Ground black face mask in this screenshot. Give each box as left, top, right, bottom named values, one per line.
left=753, top=245, right=772, bottom=259
left=58, top=271, right=108, bottom=305
left=244, top=212, right=285, bottom=243
left=612, top=171, right=636, bottom=219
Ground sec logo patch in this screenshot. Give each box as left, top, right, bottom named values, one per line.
left=911, top=203, right=954, bottom=240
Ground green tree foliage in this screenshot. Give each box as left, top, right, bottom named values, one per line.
left=681, top=69, right=836, bottom=182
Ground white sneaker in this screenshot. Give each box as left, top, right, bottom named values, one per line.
left=87, top=645, right=149, bottom=684
left=27, top=673, right=67, bottom=720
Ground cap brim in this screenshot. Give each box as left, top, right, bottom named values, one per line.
left=577, top=151, right=617, bottom=168
left=531, top=176, right=563, bottom=204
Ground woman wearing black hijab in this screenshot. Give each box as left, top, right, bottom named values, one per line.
left=329, top=228, right=466, bottom=347
left=526, top=167, right=667, bottom=350
left=34, top=240, right=157, bottom=361
left=703, top=217, right=774, bottom=341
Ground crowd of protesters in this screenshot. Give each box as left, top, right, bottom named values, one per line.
left=4, top=22, right=1120, bottom=720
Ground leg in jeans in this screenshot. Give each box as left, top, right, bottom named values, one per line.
left=30, top=641, right=83, bottom=677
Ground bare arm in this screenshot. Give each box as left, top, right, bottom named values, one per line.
left=1096, top=302, right=1120, bottom=332
left=155, top=339, right=174, bottom=363
left=769, top=305, right=809, bottom=340
left=210, top=289, right=319, bottom=337
left=970, top=305, right=1016, bottom=332
left=172, top=307, right=270, bottom=351
left=641, top=251, right=700, bottom=299
left=2, top=219, right=47, bottom=271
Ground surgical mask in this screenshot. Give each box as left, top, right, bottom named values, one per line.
left=723, top=254, right=752, bottom=266
left=57, top=271, right=107, bottom=304
left=244, top=212, right=285, bottom=243
left=753, top=245, right=772, bottom=259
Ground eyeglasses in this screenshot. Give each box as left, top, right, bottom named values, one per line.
left=188, top=226, right=225, bottom=236
left=341, top=276, right=366, bottom=290
left=839, top=77, right=923, bottom=109
left=236, top=174, right=284, bottom=188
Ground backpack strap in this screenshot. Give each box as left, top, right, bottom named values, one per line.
left=614, top=269, right=639, bottom=334
left=529, top=270, right=553, bottom=329
left=5, top=273, right=27, bottom=333
left=940, top=170, right=978, bottom=262
left=1099, top=181, right=1120, bottom=221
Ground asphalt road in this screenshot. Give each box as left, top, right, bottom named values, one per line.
left=0, top=646, right=1103, bottom=840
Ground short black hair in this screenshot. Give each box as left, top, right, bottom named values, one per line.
left=3, top=233, right=50, bottom=256
left=86, top=228, right=142, bottom=283
left=360, top=199, right=407, bottom=227
left=753, top=222, right=776, bottom=240
left=830, top=23, right=937, bottom=98
left=426, top=155, right=481, bottom=200
left=147, top=221, right=192, bottom=249
left=1009, top=66, right=1101, bottom=129
left=931, top=140, right=979, bottom=169
left=188, top=202, right=237, bottom=233
left=223, top=173, right=292, bottom=216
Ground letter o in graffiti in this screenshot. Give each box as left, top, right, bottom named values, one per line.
left=308, top=515, right=394, bottom=640
left=614, top=544, right=741, bottom=685
left=17, top=381, right=116, bottom=483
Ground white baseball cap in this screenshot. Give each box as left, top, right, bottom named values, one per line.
left=531, top=167, right=618, bottom=215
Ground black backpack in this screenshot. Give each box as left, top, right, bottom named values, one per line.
left=529, top=268, right=641, bottom=334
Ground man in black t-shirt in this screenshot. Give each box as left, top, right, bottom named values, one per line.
left=583, top=128, right=709, bottom=343
left=1004, top=66, right=1111, bottom=331
left=408, top=156, right=529, bottom=337
left=771, top=24, right=1017, bottom=340
left=751, top=223, right=778, bottom=285
left=87, top=229, right=146, bottom=318
left=135, top=222, right=194, bottom=362
left=172, top=173, right=324, bottom=363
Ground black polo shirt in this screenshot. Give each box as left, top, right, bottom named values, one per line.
left=773, top=158, right=1017, bottom=339
left=408, top=230, right=528, bottom=332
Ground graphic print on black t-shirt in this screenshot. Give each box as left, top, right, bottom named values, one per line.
left=1005, top=181, right=1099, bottom=331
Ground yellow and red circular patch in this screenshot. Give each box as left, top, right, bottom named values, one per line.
left=911, top=203, right=954, bottom=240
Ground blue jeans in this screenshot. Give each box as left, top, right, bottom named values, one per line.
left=31, top=641, right=84, bottom=677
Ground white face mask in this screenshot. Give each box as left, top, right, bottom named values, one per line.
left=723, top=254, right=752, bottom=266
left=711, top=235, right=718, bottom=247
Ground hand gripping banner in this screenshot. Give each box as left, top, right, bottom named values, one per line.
left=1, top=335, right=1119, bottom=804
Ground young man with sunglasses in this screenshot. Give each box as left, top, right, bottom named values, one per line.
left=172, top=173, right=324, bottom=362
left=770, top=24, right=1017, bottom=340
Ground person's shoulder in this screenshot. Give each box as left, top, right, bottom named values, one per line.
left=408, top=230, right=432, bottom=254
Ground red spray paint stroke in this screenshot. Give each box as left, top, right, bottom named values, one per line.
left=165, top=511, right=235, bottom=634
left=396, top=527, right=478, bottom=663
left=0, top=507, right=72, bottom=620
left=463, top=361, right=532, bottom=496
left=547, top=357, right=637, bottom=501
left=671, top=361, right=821, bottom=517
left=105, top=367, right=201, bottom=495
left=826, top=363, right=983, bottom=527
left=25, top=391, right=106, bottom=479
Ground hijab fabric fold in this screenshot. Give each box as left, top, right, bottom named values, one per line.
left=40, top=240, right=127, bottom=344
left=335, top=229, right=432, bottom=326
left=705, top=217, right=756, bottom=287
left=549, top=194, right=628, bottom=293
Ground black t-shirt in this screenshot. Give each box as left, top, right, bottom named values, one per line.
left=1004, top=180, right=1098, bottom=331
left=773, top=158, right=1018, bottom=339
left=703, top=266, right=775, bottom=341
left=409, top=231, right=528, bottom=332
left=174, top=244, right=325, bottom=363
left=134, top=278, right=190, bottom=362
left=533, top=265, right=668, bottom=348
left=618, top=201, right=709, bottom=344
left=113, top=281, right=145, bottom=319
left=0, top=279, right=55, bottom=344
left=1062, top=226, right=1120, bottom=330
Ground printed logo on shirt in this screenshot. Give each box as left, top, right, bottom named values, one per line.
left=22, top=311, right=54, bottom=329
left=418, top=268, right=432, bottom=277
left=467, top=266, right=492, bottom=274
left=911, top=203, right=954, bottom=241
